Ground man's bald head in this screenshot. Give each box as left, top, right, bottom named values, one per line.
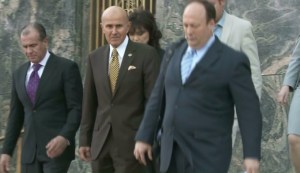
left=101, top=6, right=131, bottom=48
left=101, top=6, right=129, bottom=23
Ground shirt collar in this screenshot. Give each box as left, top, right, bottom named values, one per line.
left=216, top=11, right=226, bottom=28
left=30, top=51, right=50, bottom=68
left=109, top=36, right=129, bottom=58
left=186, top=35, right=215, bottom=55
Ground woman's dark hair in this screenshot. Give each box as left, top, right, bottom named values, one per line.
left=128, top=9, right=162, bottom=50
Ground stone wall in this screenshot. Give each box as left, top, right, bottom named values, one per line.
left=0, top=0, right=300, bottom=172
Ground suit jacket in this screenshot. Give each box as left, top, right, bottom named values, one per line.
left=79, top=40, right=160, bottom=160
left=2, top=53, right=83, bottom=163
left=283, top=37, right=300, bottom=90
left=136, top=37, right=262, bottom=173
left=220, top=12, right=262, bottom=99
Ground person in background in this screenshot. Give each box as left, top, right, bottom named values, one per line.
left=128, top=9, right=164, bottom=59
left=206, top=0, right=262, bottom=147
left=277, top=37, right=300, bottom=173
left=133, top=0, right=262, bottom=173
left=0, top=22, right=83, bottom=173
left=78, top=6, right=160, bottom=173
left=128, top=9, right=165, bottom=172
left=207, top=0, right=262, bottom=97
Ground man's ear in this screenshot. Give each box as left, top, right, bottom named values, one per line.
left=43, top=37, right=49, bottom=45
left=219, top=0, right=226, bottom=6
left=208, top=19, right=216, bottom=30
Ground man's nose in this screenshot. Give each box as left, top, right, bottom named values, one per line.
left=112, top=27, right=118, bottom=34
left=25, top=47, right=33, bottom=54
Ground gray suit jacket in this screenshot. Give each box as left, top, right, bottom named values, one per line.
left=2, top=53, right=83, bottom=163
left=283, top=37, right=300, bottom=89
left=220, top=12, right=262, bottom=98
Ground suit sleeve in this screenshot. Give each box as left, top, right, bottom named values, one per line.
left=135, top=48, right=169, bottom=144
left=79, top=55, right=97, bottom=147
left=142, top=46, right=160, bottom=102
left=282, top=37, right=300, bottom=90
left=59, top=61, right=83, bottom=141
left=2, top=73, right=24, bottom=156
left=229, top=54, right=262, bottom=160
left=241, top=22, right=262, bottom=99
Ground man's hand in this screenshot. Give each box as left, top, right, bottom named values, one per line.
left=0, top=154, right=11, bottom=173
left=277, top=85, right=290, bottom=104
left=46, top=135, right=69, bottom=158
left=133, top=141, right=152, bottom=166
left=79, top=146, right=91, bottom=162
left=243, top=158, right=260, bottom=173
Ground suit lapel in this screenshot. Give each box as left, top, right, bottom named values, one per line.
left=89, top=46, right=111, bottom=98
left=173, top=41, right=188, bottom=84
left=220, top=12, right=232, bottom=43
left=101, top=46, right=111, bottom=98
left=186, top=38, right=222, bottom=83
left=113, top=41, right=135, bottom=97
left=20, top=62, right=33, bottom=106
left=34, top=54, right=56, bottom=106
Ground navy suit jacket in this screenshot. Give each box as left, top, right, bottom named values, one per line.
left=136, top=37, right=262, bottom=173
left=2, top=53, right=83, bottom=164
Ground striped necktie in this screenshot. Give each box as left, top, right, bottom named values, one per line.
left=181, top=50, right=196, bottom=83
left=109, top=48, right=119, bottom=95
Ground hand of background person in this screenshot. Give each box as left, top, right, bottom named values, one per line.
left=133, top=141, right=152, bottom=166
left=0, top=154, right=11, bottom=173
left=46, top=135, right=69, bottom=158
left=79, top=146, right=91, bottom=162
left=277, top=85, right=290, bottom=104
left=243, top=158, right=260, bottom=173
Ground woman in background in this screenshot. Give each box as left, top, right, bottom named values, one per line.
left=278, top=37, right=300, bottom=173
left=128, top=9, right=164, bottom=59
left=129, top=9, right=164, bottom=173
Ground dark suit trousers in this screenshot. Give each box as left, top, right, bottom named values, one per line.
left=165, top=142, right=193, bottom=173
left=21, top=155, right=71, bottom=173
left=91, top=129, right=153, bottom=173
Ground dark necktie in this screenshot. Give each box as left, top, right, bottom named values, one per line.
left=109, top=48, right=119, bottom=95
left=27, top=64, right=42, bottom=104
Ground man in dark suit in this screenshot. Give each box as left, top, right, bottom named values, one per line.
left=79, top=6, right=160, bottom=173
left=0, top=23, right=83, bottom=173
left=134, top=1, right=262, bottom=173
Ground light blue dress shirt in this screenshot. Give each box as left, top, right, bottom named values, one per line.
left=214, top=11, right=226, bottom=38
left=181, top=36, right=215, bottom=83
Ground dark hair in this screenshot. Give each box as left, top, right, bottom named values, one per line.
left=128, top=9, right=162, bottom=50
left=187, top=0, right=216, bottom=23
left=20, top=22, right=47, bottom=41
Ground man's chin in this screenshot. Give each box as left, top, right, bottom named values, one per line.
left=28, top=57, right=39, bottom=63
left=110, top=41, right=121, bottom=47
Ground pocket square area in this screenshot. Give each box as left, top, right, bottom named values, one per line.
left=128, top=66, right=137, bottom=70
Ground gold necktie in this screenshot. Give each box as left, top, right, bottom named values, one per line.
left=109, top=48, right=119, bottom=94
